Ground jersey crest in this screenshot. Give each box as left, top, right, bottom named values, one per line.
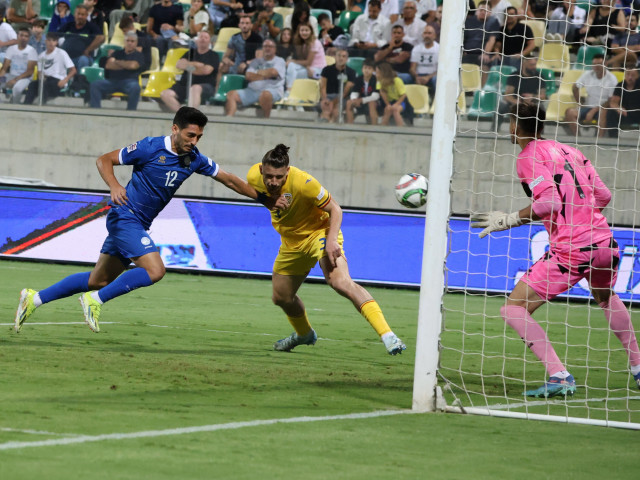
left=126, top=142, right=137, bottom=153
left=158, top=155, right=166, bottom=163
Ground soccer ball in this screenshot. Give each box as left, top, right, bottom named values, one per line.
left=395, top=173, right=428, bottom=208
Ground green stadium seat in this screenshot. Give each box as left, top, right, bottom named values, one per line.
left=347, top=57, right=364, bottom=76
left=40, top=0, right=56, bottom=19
left=575, top=45, right=606, bottom=70
left=211, top=74, right=246, bottom=104
left=93, top=44, right=123, bottom=67
left=538, top=68, right=558, bottom=95
left=310, top=9, right=332, bottom=24
left=336, top=11, right=362, bottom=32
left=80, top=66, right=105, bottom=83
left=467, top=90, right=499, bottom=121
left=484, top=65, right=517, bottom=93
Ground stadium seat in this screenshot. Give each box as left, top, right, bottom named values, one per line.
left=484, top=65, right=517, bottom=93
left=337, top=10, right=362, bottom=32
left=213, top=28, right=240, bottom=53
left=141, top=71, right=176, bottom=98
left=537, top=68, right=557, bottom=95
left=347, top=57, right=364, bottom=76
left=273, top=7, right=293, bottom=19
left=40, top=0, right=56, bottom=19
left=93, top=44, right=123, bottom=67
left=325, top=55, right=336, bottom=66
left=537, top=42, right=570, bottom=74
left=275, top=79, right=320, bottom=107
left=557, top=69, right=584, bottom=96
left=613, top=70, right=624, bottom=82
left=110, top=22, right=142, bottom=46
left=404, top=84, right=430, bottom=116
left=80, top=66, right=105, bottom=83
left=428, top=91, right=466, bottom=116
left=310, top=9, right=332, bottom=23
left=521, top=19, right=546, bottom=48
left=545, top=92, right=577, bottom=122
left=461, top=63, right=481, bottom=92
left=466, top=90, right=499, bottom=120
left=575, top=45, right=606, bottom=69
left=211, top=74, right=246, bottom=104
left=161, top=48, right=189, bottom=73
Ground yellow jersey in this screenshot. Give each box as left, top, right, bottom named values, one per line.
left=248, top=164, right=332, bottom=249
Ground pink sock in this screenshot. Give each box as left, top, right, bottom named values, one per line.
left=600, top=295, right=640, bottom=367
left=501, top=305, right=566, bottom=376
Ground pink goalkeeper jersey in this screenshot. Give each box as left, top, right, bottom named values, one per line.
left=517, top=139, right=612, bottom=254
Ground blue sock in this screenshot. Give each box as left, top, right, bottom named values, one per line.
left=98, top=268, right=153, bottom=303
left=39, top=272, right=91, bottom=304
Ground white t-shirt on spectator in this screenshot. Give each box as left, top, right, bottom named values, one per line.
left=40, top=47, right=75, bottom=80
left=489, top=0, right=511, bottom=26
left=0, top=22, right=17, bottom=55
left=576, top=69, right=619, bottom=108
left=364, top=0, right=400, bottom=20
left=415, top=0, right=437, bottom=19
left=410, top=41, right=439, bottom=75
left=4, top=44, right=38, bottom=76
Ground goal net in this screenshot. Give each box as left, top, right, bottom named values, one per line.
left=414, top=0, right=640, bottom=429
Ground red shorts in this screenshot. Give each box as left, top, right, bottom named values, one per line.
left=521, top=237, right=619, bottom=301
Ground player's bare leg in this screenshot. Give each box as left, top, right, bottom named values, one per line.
left=319, top=256, right=406, bottom=355
left=271, top=273, right=317, bottom=351
left=504, top=282, right=575, bottom=397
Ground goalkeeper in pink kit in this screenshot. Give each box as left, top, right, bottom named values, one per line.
left=471, top=101, right=640, bottom=398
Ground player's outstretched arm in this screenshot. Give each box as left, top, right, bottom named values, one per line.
left=470, top=205, right=534, bottom=239
left=97, top=149, right=128, bottom=205
left=213, top=169, right=288, bottom=210
left=320, top=198, right=343, bottom=267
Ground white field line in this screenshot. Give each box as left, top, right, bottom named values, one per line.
left=485, top=395, right=640, bottom=410
left=0, top=410, right=414, bottom=451
left=1, top=428, right=81, bottom=437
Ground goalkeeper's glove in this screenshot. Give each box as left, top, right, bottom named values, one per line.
left=470, top=211, right=523, bottom=238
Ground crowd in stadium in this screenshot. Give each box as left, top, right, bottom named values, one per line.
left=0, top=0, right=638, bottom=131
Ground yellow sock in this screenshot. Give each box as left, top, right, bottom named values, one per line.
left=360, top=300, right=391, bottom=336
left=287, top=312, right=312, bottom=336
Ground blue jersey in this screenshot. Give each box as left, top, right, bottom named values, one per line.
left=114, top=135, right=219, bottom=229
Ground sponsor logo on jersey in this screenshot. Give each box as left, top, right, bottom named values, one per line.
left=284, top=193, right=292, bottom=205
left=316, top=186, right=325, bottom=200
left=530, top=175, right=545, bottom=189
left=141, top=236, right=151, bottom=246
left=126, top=142, right=137, bottom=153
left=159, top=156, right=166, bottom=163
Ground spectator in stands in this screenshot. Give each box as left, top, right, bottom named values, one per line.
left=374, top=24, right=413, bottom=84
left=179, top=0, right=209, bottom=44
left=426, top=2, right=441, bottom=41
left=462, top=1, right=500, bottom=66
left=375, top=60, right=411, bottom=126
left=208, top=0, right=243, bottom=32
left=89, top=31, right=144, bottom=110
left=319, top=47, right=355, bottom=122
left=317, top=12, right=344, bottom=55
left=85, top=0, right=105, bottom=30
left=345, top=56, right=378, bottom=124
left=7, top=0, right=40, bottom=32
left=522, top=0, right=549, bottom=20
left=285, top=21, right=326, bottom=96
left=108, top=0, right=155, bottom=39
left=225, top=38, right=285, bottom=118
left=487, top=0, right=509, bottom=26
left=564, top=54, right=618, bottom=135
left=363, top=0, right=399, bottom=24
left=48, top=0, right=73, bottom=34
left=607, top=12, right=640, bottom=69
left=395, top=1, right=426, bottom=47
left=309, top=0, right=345, bottom=21
left=579, top=0, right=625, bottom=48
left=284, top=1, right=318, bottom=37
left=276, top=26, right=293, bottom=59
left=0, top=6, right=18, bottom=61
left=28, top=17, right=46, bottom=54
left=599, top=67, right=640, bottom=137
left=219, top=15, right=262, bottom=87
left=160, top=31, right=219, bottom=112
left=59, top=4, right=105, bottom=70
left=146, top=0, right=184, bottom=58
left=545, top=0, right=587, bottom=44
left=497, top=54, right=545, bottom=126
left=0, top=26, right=36, bottom=102
left=96, top=0, right=122, bottom=19
left=346, top=0, right=365, bottom=13
left=119, top=14, right=152, bottom=71
left=415, top=0, right=437, bottom=23
left=251, top=0, right=282, bottom=40
left=24, top=31, right=76, bottom=104
left=494, top=5, right=535, bottom=69
left=348, top=0, right=391, bottom=59
left=410, top=24, right=438, bottom=95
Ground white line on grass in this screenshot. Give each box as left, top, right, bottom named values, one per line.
left=487, top=395, right=640, bottom=410
left=0, top=410, right=414, bottom=451
left=1, top=428, right=81, bottom=437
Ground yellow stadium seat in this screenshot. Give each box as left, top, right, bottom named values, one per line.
left=276, top=79, right=320, bottom=107
left=142, top=71, right=176, bottom=98
left=110, top=23, right=142, bottom=46
left=161, top=48, right=189, bottom=73
left=213, top=27, right=240, bottom=53
left=557, top=69, right=584, bottom=96
left=522, top=19, right=546, bottom=48
left=546, top=92, right=577, bottom=122
left=429, top=91, right=466, bottom=116
left=461, top=63, right=481, bottom=92
left=325, top=55, right=336, bottom=66
left=405, top=84, right=430, bottom=115
left=273, top=7, right=293, bottom=19
left=613, top=70, right=624, bottom=82
left=537, top=42, right=571, bottom=74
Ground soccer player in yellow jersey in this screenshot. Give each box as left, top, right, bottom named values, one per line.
left=248, top=144, right=407, bottom=355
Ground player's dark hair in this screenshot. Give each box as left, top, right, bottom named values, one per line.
left=592, top=53, right=605, bottom=61
left=173, top=107, right=208, bottom=129
left=510, top=101, right=545, bottom=137
left=262, top=144, right=290, bottom=168
left=46, top=31, right=60, bottom=41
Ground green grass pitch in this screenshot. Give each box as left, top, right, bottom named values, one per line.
left=0, top=259, right=638, bottom=479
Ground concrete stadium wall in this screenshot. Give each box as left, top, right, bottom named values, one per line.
left=1, top=105, right=638, bottom=225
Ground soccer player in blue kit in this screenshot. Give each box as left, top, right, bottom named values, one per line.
left=14, top=107, right=288, bottom=333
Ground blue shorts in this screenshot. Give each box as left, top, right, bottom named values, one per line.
left=100, top=209, right=157, bottom=266
left=236, top=86, right=283, bottom=106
